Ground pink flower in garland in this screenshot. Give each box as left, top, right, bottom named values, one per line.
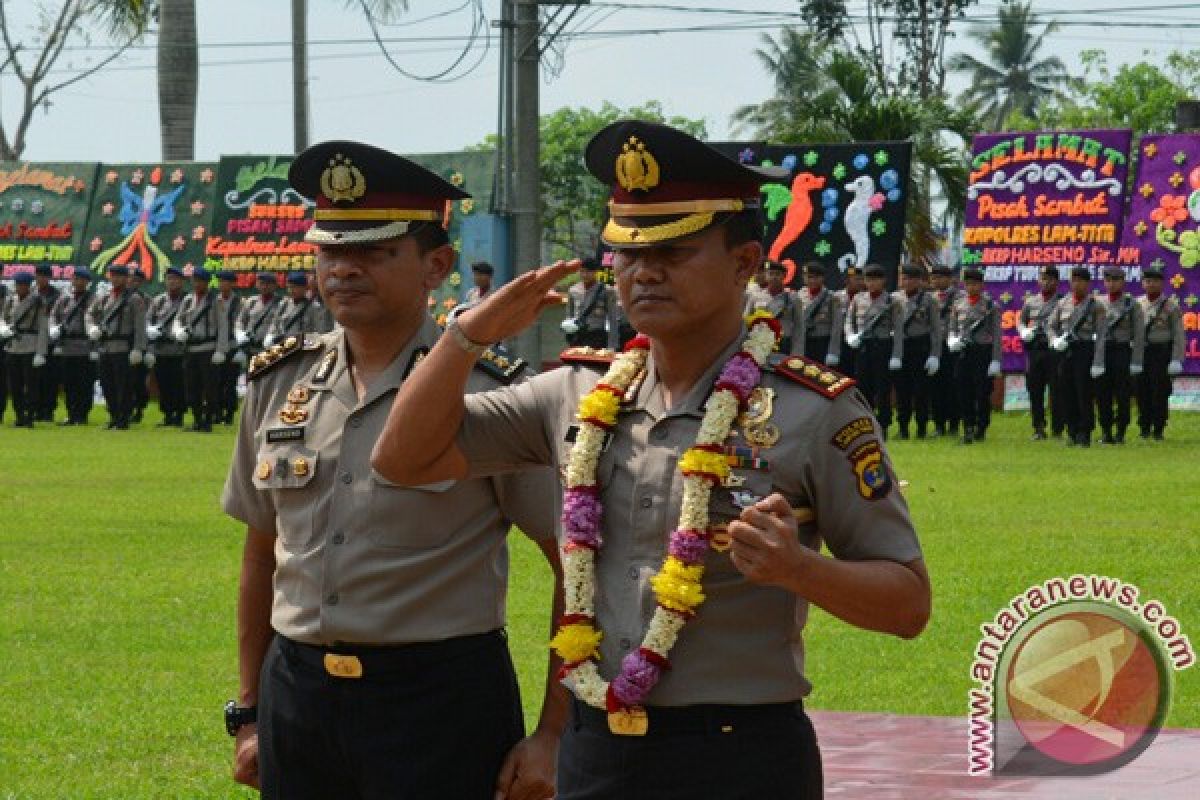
left=562, top=487, right=603, bottom=549
left=714, top=352, right=761, bottom=406
left=667, top=529, right=710, bottom=565
left=610, top=650, right=662, bottom=707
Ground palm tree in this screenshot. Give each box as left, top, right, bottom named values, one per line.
left=158, top=0, right=197, bottom=160
left=948, top=0, right=1068, bottom=130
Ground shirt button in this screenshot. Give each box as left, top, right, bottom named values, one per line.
left=639, top=496, right=652, bottom=508
left=331, top=532, right=345, bottom=545
left=326, top=593, right=339, bottom=606
left=652, top=427, right=668, bottom=441
left=628, top=567, right=639, bottom=580
left=619, top=638, right=632, bottom=650
left=350, top=417, right=362, bottom=429
left=340, top=472, right=352, bottom=484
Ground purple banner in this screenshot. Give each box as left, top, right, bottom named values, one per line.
left=963, top=129, right=1133, bottom=372
left=1116, top=133, right=1200, bottom=374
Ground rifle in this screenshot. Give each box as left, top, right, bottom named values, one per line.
left=901, top=291, right=927, bottom=335
left=1064, top=296, right=1095, bottom=343
left=803, top=289, right=829, bottom=333
left=860, top=297, right=892, bottom=338
left=1103, top=296, right=1133, bottom=335
left=1142, top=296, right=1166, bottom=337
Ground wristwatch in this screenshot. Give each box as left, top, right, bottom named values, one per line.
left=224, top=700, right=257, bottom=736
left=446, top=313, right=489, bottom=356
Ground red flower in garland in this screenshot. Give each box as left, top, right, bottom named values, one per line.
left=1151, top=195, right=1188, bottom=229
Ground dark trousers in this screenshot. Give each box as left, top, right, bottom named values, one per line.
left=1026, top=345, right=1062, bottom=433
left=37, top=353, right=58, bottom=418
left=60, top=355, right=95, bottom=423
left=219, top=358, right=240, bottom=421
left=154, top=355, right=186, bottom=419
left=98, top=352, right=132, bottom=425
left=895, top=335, right=932, bottom=433
left=1138, top=342, right=1173, bottom=434
left=839, top=343, right=858, bottom=383
left=1060, top=342, right=1096, bottom=440
left=559, top=698, right=823, bottom=800
left=931, top=349, right=959, bottom=432
left=956, top=344, right=992, bottom=433
left=855, top=338, right=894, bottom=431
left=5, top=352, right=38, bottom=424
left=259, top=632, right=523, bottom=800
left=803, top=334, right=831, bottom=365
left=0, top=351, right=6, bottom=419
left=1095, top=343, right=1132, bottom=435
left=183, top=351, right=220, bottom=426
left=130, top=360, right=149, bottom=413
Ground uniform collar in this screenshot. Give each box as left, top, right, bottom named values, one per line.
left=632, top=331, right=744, bottom=421
left=319, top=315, right=440, bottom=411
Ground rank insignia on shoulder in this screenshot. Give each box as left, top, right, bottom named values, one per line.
left=475, top=345, right=526, bottom=385
left=248, top=336, right=309, bottom=381
left=775, top=356, right=855, bottom=399
left=559, top=346, right=615, bottom=367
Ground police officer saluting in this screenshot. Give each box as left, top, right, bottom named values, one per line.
left=221, top=140, right=563, bottom=800
left=373, top=120, right=930, bottom=800
left=793, top=262, right=843, bottom=367
left=146, top=266, right=188, bottom=427
left=174, top=266, right=226, bottom=432
left=87, top=265, right=146, bottom=430
left=1017, top=265, right=1064, bottom=440
left=1094, top=266, right=1144, bottom=444
left=1137, top=265, right=1186, bottom=440
left=1048, top=266, right=1107, bottom=447
left=235, top=272, right=281, bottom=357
left=0, top=272, right=49, bottom=427
left=49, top=267, right=98, bottom=425
left=843, top=263, right=903, bottom=438
left=945, top=267, right=1001, bottom=444
left=892, top=264, right=941, bottom=439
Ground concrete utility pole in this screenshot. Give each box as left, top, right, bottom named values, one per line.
left=512, top=0, right=542, bottom=364
left=292, top=0, right=310, bottom=153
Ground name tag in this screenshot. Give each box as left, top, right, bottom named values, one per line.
left=266, top=426, right=304, bottom=443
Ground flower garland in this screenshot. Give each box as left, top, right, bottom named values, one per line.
left=550, top=311, right=781, bottom=717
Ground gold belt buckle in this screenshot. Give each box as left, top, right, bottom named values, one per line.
left=323, top=653, right=363, bottom=679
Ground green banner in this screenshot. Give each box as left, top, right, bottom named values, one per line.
left=0, top=161, right=98, bottom=279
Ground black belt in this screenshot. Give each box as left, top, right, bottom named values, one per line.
left=278, top=630, right=505, bottom=678
left=62, top=333, right=89, bottom=340
left=1106, top=340, right=1131, bottom=349
left=571, top=696, right=804, bottom=737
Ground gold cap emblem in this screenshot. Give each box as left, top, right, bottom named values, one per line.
left=615, top=136, right=660, bottom=193
left=320, top=154, right=366, bottom=204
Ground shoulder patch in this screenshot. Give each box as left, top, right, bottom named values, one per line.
left=475, top=345, right=527, bottom=385
left=775, top=355, right=856, bottom=399
left=248, top=334, right=312, bottom=381
left=559, top=346, right=615, bottom=368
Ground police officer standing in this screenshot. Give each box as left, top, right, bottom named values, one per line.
left=1048, top=266, right=1107, bottom=447
left=87, top=266, right=146, bottom=430
left=1017, top=265, right=1064, bottom=440
left=146, top=266, right=188, bottom=427
left=174, top=266, right=226, bottom=432
left=1, top=272, right=49, bottom=427
left=893, top=264, right=941, bottom=439
left=793, top=261, right=843, bottom=366
left=562, top=258, right=614, bottom=349
left=221, top=141, right=563, bottom=799
left=833, top=264, right=865, bottom=382
left=125, top=268, right=152, bottom=423
left=745, top=260, right=802, bottom=353
left=373, top=120, right=930, bottom=800
left=1094, top=266, right=1144, bottom=444
left=235, top=272, right=281, bottom=357
left=1137, top=265, right=1186, bottom=440
left=945, top=267, right=1001, bottom=444
left=844, top=263, right=903, bottom=437
left=49, top=268, right=98, bottom=425
left=929, top=264, right=962, bottom=437
left=265, top=272, right=331, bottom=346
left=33, top=265, right=61, bottom=421
left=216, top=270, right=244, bottom=424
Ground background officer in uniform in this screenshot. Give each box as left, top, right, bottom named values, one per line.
left=145, top=266, right=188, bottom=427
left=945, top=267, right=1001, bottom=444
left=562, top=257, right=613, bottom=349
left=1094, top=266, right=1144, bottom=444
left=50, top=268, right=98, bottom=426
left=126, top=268, right=151, bottom=423
left=0, top=272, right=49, bottom=427
left=216, top=270, right=244, bottom=424
left=929, top=264, right=961, bottom=436
left=33, top=264, right=61, bottom=421
left=1137, top=265, right=1185, bottom=440
left=373, top=119, right=929, bottom=800
left=1048, top=266, right=1107, bottom=447
left=833, top=265, right=864, bottom=381
left=843, top=263, right=903, bottom=438
left=465, top=261, right=494, bottom=305
left=87, top=265, right=146, bottom=430
left=1017, top=265, right=1064, bottom=440
left=235, top=272, right=281, bottom=357
left=222, top=141, right=563, bottom=800
left=0, top=276, right=6, bottom=422
left=744, top=259, right=801, bottom=352
left=793, top=261, right=843, bottom=367
left=175, top=266, right=227, bottom=432
left=266, top=272, right=332, bottom=346
left=892, top=264, right=941, bottom=439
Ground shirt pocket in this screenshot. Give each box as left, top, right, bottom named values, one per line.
left=252, top=444, right=319, bottom=546
left=368, top=470, right=461, bottom=550
left=705, top=470, right=776, bottom=577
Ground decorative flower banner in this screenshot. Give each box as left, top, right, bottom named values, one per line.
left=0, top=161, right=98, bottom=280
left=963, top=129, right=1133, bottom=372
left=83, top=162, right=218, bottom=286
left=1116, top=133, right=1200, bottom=374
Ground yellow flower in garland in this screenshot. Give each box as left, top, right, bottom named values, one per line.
left=678, top=447, right=730, bottom=483
left=744, top=308, right=775, bottom=328
left=551, top=622, right=604, bottom=663
left=651, top=556, right=706, bottom=613
left=577, top=387, right=620, bottom=427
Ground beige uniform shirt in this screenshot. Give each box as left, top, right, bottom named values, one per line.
left=146, top=292, right=186, bottom=357
left=216, top=292, right=243, bottom=354
left=1139, top=294, right=1185, bottom=362
left=793, top=287, right=844, bottom=360
left=947, top=294, right=1003, bottom=363
left=745, top=288, right=803, bottom=350
left=566, top=281, right=613, bottom=335
left=1098, top=293, right=1145, bottom=367
left=50, top=289, right=95, bottom=357
left=1018, top=291, right=1062, bottom=350
left=844, top=291, right=904, bottom=361
left=177, top=290, right=227, bottom=355
left=1, top=292, right=49, bottom=356
left=458, top=336, right=921, bottom=706
left=893, top=290, right=943, bottom=359
left=935, top=287, right=962, bottom=347
left=86, top=288, right=147, bottom=354
left=222, top=318, right=559, bottom=646
left=269, top=296, right=333, bottom=340
left=1048, top=293, right=1108, bottom=369
left=236, top=294, right=280, bottom=352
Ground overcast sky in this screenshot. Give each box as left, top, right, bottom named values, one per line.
left=6, top=0, right=1200, bottom=163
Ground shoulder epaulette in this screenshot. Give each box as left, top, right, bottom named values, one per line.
left=474, top=345, right=527, bottom=385
left=248, top=334, right=322, bottom=381
left=559, top=346, right=616, bottom=368
left=774, top=355, right=856, bottom=399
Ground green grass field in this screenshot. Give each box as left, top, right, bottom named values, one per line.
left=1, top=407, right=1197, bottom=798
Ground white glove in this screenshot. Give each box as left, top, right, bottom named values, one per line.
left=1090, top=365, right=1105, bottom=379
left=924, top=356, right=940, bottom=376
left=1051, top=335, right=1068, bottom=352
left=32, top=354, right=46, bottom=368
left=987, top=360, right=1001, bottom=377
left=233, top=351, right=248, bottom=366
left=234, top=329, right=249, bottom=346
left=1130, top=363, right=1143, bottom=377
left=947, top=335, right=964, bottom=353
left=172, top=323, right=189, bottom=343
left=888, top=357, right=902, bottom=371
left=52, top=345, right=63, bottom=356
left=263, top=332, right=277, bottom=348
left=212, top=351, right=226, bottom=366
left=1018, top=326, right=1035, bottom=343
left=144, top=353, right=156, bottom=369
left=825, top=352, right=839, bottom=367
left=49, top=324, right=62, bottom=341
left=559, top=318, right=580, bottom=335
left=129, top=349, right=143, bottom=366
left=87, top=324, right=102, bottom=341
left=1168, top=360, right=1183, bottom=376
left=0, top=322, right=12, bottom=340
left=145, top=324, right=162, bottom=341
left=845, top=332, right=863, bottom=350
left=88, top=351, right=99, bottom=362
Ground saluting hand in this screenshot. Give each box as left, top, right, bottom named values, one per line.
left=232, top=725, right=260, bottom=789
left=494, top=730, right=557, bottom=800
left=728, top=493, right=809, bottom=591
left=458, top=260, right=579, bottom=346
